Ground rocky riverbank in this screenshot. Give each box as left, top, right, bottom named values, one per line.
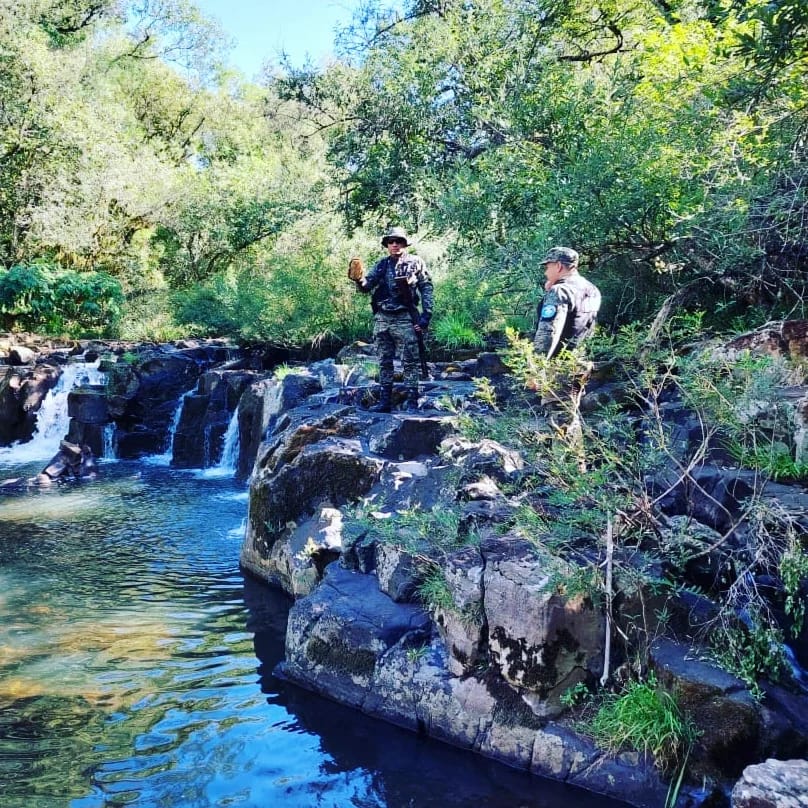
left=2, top=325, right=807, bottom=807
left=237, top=328, right=808, bottom=808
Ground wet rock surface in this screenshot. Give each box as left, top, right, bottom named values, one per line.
left=731, top=758, right=808, bottom=807
left=235, top=339, right=808, bottom=808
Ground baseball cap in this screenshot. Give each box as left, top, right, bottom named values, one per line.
left=540, top=246, right=579, bottom=265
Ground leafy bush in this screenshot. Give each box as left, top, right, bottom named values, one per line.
left=172, top=278, right=239, bottom=337
left=0, top=262, right=123, bottom=336
left=172, top=239, right=371, bottom=347
left=432, top=268, right=496, bottom=338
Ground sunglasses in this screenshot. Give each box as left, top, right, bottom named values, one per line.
left=386, top=238, right=407, bottom=246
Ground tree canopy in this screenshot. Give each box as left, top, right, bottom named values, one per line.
left=0, top=0, right=805, bottom=341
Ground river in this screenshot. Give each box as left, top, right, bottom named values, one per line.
left=0, top=425, right=626, bottom=807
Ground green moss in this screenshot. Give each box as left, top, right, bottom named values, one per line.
left=306, top=636, right=377, bottom=679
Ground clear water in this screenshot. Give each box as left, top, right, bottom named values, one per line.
left=0, top=458, right=626, bottom=808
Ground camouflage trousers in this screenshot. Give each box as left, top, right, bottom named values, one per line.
left=373, top=311, right=420, bottom=388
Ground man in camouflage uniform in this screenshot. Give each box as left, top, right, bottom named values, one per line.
left=534, top=247, right=601, bottom=463
left=352, top=227, right=434, bottom=412
left=534, top=246, right=601, bottom=358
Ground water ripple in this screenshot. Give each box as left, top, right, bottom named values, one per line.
left=0, top=460, right=624, bottom=808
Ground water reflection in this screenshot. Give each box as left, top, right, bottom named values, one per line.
left=0, top=461, right=625, bottom=807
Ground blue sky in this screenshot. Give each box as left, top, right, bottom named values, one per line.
left=194, top=0, right=361, bottom=77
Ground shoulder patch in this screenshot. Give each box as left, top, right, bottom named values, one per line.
left=540, top=304, right=557, bottom=320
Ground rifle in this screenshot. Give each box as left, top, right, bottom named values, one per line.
left=394, top=271, right=430, bottom=381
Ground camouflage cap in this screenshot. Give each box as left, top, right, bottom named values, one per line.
left=540, top=246, right=579, bottom=266
left=381, top=226, right=410, bottom=246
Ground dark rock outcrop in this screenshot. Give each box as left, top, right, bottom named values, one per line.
left=106, top=350, right=202, bottom=458
left=236, top=373, right=323, bottom=479
left=38, top=440, right=98, bottom=483
left=99, top=341, right=240, bottom=459
left=239, top=347, right=808, bottom=808
left=0, top=364, right=61, bottom=445
left=66, top=384, right=109, bottom=458
left=171, top=369, right=259, bottom=468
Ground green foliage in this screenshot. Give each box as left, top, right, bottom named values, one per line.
left=678, top=349, right=803, bottom=479
left=405, top=645, right=430, bottom=664
left=781, top=538, right=808, bottom=637
left=472, top=376, right=499, bottom=410
left=417, top=565, right=456, bottom=612
left=0, top=263, right=123, bottom=336
left=560, top=682, right=591, bottom=708
left=726, top=443, right=808, bottom=482
left=710, top=611, right=786, bottom=699
left=590, top=675, right=698, bottom=774
left=352, top=502, right=469, bottom=555
left=272, top=364, right=305, bottom=380
left=1, top=0, right=806, bottom=344
left=431, top=312, right=484, bottom=350
left=172, top=225, right=373, bottom=346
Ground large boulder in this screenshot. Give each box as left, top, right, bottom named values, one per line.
left=66, top=385, right=110, bottom=459
left=37, top=440, right=98, bottom=483
left=279, top=566, right=670, bottom=808
left=731, top=758, right=808, bottom=808
left=724, top=320, right=808, bottom=360
left=236, top=373, right=323, bottom=479
left=8, top=345, right=38, bottom=365
left=434, top=546, right=486, bottom=676
left=242, top=408, right=384, bottom=589
left=440, top=436, right=525, bottom=481
left=282, top=563, right=431, bottom=700
left=368, top=415, right=455, bottom=460
left=650, top=638, right=761, bottom=779
left=483, top=535, right=605, bottom=717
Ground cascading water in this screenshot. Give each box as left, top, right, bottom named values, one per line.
left=0, top=360, right=105, bottom=466
left=146, top=391, right=189, bottom=467
left=102, top=422, right=117, bottom=461
left=200, top=408, right=240, bottom=479
left=217, top=409, right=240, bottom=472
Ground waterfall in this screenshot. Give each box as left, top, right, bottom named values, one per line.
left=217, top=409, right=240, bottom=473
left=0, top=360, right=105, bottom=466
left=200, top=408, right=240, bottom=478
left=102, top=423, right=117, bottom=460
left=146, top=392, right=188, bottom=467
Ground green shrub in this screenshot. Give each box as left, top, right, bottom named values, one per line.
left=172, top=278, right=239, bottom=336
left=590, top=675, right=697, bottom=774
left=272, top=363, right=306, bottom=380
left=417, top=565, right=455, bottom=611
left=0, top=262, right=123, bottom=336
left=710, top=610, right=786, bottom=699
left=432, top=312, right=485, bottom=349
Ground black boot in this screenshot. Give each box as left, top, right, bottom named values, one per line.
left=369, top=385, right=393, bottom=412
left=404, top=387, right=419, bottom=412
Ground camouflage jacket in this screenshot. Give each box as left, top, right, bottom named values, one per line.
left=535, top=272, right=601, bottom=357
left=360, top=253, right=434, bottom=318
